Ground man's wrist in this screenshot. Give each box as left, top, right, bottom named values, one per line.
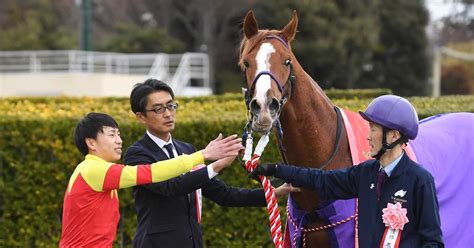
left=208, top=164, right=219, bottom=178
left=200, top=149, right=209, bottom=161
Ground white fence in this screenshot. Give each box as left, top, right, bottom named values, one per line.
left=0, top=50, right=211, bottom=97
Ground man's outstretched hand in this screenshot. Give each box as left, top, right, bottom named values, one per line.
left=248, top=163, right=278, bottom=180
left=201, top=134, right=243, bottom=161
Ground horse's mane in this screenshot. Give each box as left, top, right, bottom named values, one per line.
left=238, top=29, right=281, bottom=70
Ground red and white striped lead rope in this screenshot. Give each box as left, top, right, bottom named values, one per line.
left=243, top=134, right=283, bottom=248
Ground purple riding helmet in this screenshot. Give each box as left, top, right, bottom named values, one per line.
left=359, top=95, right=419, bottom=159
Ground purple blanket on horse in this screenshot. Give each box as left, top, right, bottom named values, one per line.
left=285, top=112, right=474, bottom=247
left=410, top=112, right=474, bottom=247
left=286, top=196, right=357, bottom=248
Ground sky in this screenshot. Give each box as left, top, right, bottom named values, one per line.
left=425, top=0, right=467, bottom=21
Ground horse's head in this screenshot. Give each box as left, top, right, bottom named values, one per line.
left=240, top=11, right=298, bottom=134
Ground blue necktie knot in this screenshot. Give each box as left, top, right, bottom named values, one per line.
left=164, top=143, right=175, bottom=159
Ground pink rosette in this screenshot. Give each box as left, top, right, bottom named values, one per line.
left=382, top=202, right=409, bottom=230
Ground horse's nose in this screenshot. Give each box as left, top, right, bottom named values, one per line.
left=249, top=99, right=260, bottom=115
left=268, top=97, right=280, bottom=117
left=250, top=97, right=280, bottom=117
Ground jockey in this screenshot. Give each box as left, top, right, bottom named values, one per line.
left=59, top=112, right=242, bottom=247
left=250, top=95, right=444, bottom=247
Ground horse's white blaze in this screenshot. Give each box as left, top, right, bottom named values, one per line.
left=255, top=43, right=275, bottom=108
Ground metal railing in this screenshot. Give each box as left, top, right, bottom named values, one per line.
left=0, top=50, right=210, bottom=92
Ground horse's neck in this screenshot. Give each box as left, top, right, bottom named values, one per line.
left=279, top=71, right=339, bottom=167
left=278, top=66, right=352, bottom=211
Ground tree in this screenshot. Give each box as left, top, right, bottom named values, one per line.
left=434, top=0, right=474, bottom=95
left=101, top=23, right=184, bottom=53
left=168, top=0, right=255, bottom=92
left=437, top=0, right=474, bottom=45
left=0, top=0, right=77, bottom=50
left=252, top=0, right=431, bottom=96
left=253, top=0, right=379, bottom=89
left=363, top=0, right=430, bottom=96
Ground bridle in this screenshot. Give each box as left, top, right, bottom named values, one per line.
left=242, top=35, right=295, bottom=116
left=241, top=35, right=295, bottom=162
left=241, top=35, right=343, bottom=169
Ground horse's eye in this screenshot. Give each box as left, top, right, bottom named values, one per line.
left=243, top=61, right=249, bottom=68
left=285, top=59, right=291, bottom=66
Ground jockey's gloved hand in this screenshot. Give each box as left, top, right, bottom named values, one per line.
left=249, top=163, right=278, bottom=180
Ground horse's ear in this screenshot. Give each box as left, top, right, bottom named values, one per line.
left=280, top=10, right=298, bottom=43
left=243, top=10, right=259, bottom=39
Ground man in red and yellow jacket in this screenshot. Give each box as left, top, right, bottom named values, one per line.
left=60, top=112, right=242, bottom=247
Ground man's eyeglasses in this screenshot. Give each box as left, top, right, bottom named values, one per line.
left=145, top=102, right=179, bottom=114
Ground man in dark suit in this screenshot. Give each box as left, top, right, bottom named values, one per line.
left=124, top=79, right=298, bottom=248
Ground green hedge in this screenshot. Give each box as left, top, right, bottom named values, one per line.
left=1, top=93, right=473, bottom=247
left=175, top=88, right=393, bottom=103
left=0, top=88, right=392, bottom=106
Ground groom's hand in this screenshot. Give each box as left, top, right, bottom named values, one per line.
left=248, top=163, right=278, bottom=180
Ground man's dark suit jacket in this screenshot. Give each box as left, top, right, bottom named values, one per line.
left=124, top=134, right=266, bottom=248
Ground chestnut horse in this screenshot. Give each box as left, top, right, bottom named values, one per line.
left=240, top=10, right=352, bottom=247
left=239, top=10, right=474, bottom=248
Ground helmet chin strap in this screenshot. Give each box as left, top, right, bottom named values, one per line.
left=373, top=128, right=406, bottom=160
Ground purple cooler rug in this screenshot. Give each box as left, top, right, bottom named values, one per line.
left=410, top=112, right=474, bottom=247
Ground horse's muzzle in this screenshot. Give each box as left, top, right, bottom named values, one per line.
left=249, top=97, right=280, bottom=134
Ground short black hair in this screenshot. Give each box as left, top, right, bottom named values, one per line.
left=74, top=112, right=120, bottom=155
left=130, top=78, right=174, bottom=114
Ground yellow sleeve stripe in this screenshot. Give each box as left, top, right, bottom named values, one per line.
left=80, top=151, right=204, bottom=191
left=150, top=151, right=205, bottom=182
left=118, top=166, right=138, bottom=189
